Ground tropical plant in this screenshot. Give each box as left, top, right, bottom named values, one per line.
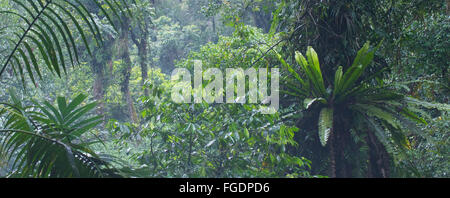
left=0, top=0, right=447, bottom=179
left=277, top=42, right=450, bottom=177
left=0, top=0, right=133, bottom=178
left=0, top=91, right=118, bottom=177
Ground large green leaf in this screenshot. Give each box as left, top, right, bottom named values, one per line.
left=333, top=66, right=343, bottom=96
left=338, top=42, right=379, bottom=96
left=276, top=52, right=307, bottom=88
left=305, top=47, right=326, bottom=96
left=295, top=50, right=326, bottom=97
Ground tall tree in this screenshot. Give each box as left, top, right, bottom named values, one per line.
left=130, top=0, right=154, bottom=97
left=91, top=37, right=114, bottom=118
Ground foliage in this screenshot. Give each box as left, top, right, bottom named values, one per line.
left=98, top=30, right=314, bottom=177
left=394, top=113, right=449, bottom=177
left=0, top=0, right=448, bottom=178
left=398, top=13, right=449, bottom=80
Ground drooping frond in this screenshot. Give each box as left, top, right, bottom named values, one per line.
left=0, top=91, right=115, bottom=178
left=405, top=97, right=450, bottom=112
left=0, top=0, right=132, bottom=85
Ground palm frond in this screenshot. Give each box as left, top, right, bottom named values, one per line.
left=0, top=0, right=128, bottom=84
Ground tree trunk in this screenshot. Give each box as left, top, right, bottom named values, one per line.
left=130, top=5, right=151, bottom=97
left=138, top=39, right=149, bottom=97
left=90, top=37, right=114, bottom=122
left=367, top=130, right=390, bottom=178
left=120, top=16, right=138, bottom=123
left=92, top=63, right=105, bottom=116
left=329, top=131, right=337, bottom=178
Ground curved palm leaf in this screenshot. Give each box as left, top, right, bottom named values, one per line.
left=0, top=0, right=132, bottom=84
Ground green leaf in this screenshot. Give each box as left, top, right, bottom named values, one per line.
left=17, top=47, right=36, bottom=86
left=355, top=104, right=401, bottom=129
left=339, top=42, right=379, bottom=94
left=305, top=47, right=326, bottom=96
left=269, top=0, right=285, bottom=36
left=0, top=94, right=113, bottom=178
left=23, top=41, right=42, bottom=80
left=244, top=128, right=250, bottom=139
left=405, top=97, right=450, bottom=111
left=66, top=94, right=88, bottom=112
left=276, top=52, right=307, bottom=88
left=400, top=108, right=427, bottom=125
left=333, top=66, right=343, bottom=96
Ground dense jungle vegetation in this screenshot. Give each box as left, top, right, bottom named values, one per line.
left=0, top=0, right=449, bottom=178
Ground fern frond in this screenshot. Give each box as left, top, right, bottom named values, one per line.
left=405, top=97, right=450, bottom=111
left=354, top=104, right=402, bottom=130
left=364, top=116, right=396, bottom=157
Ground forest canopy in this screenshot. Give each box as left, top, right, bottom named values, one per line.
left=0, top=0, right=448, bottom=178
